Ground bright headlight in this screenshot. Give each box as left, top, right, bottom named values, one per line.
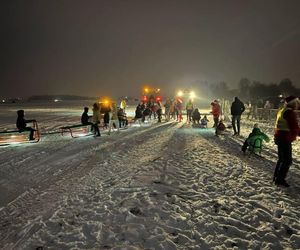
left=177, top=90, right=183, bottom=97
left=190, top=91, right=196, bottom=98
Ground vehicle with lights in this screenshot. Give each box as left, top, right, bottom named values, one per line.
left=140, top=87, right=163, bottom=120
left=141, top=87, right=162, bottom=104
left=175, top=89, right=196, bottom=115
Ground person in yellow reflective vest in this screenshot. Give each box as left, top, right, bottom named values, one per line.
left=186, top=99, right=194, bottom=123
left=120, top=98, right=127, bottom=112
left=273, top=96, right=300, bottom=187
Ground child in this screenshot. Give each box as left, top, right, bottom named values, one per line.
left=16, top=110, right=36, bottom=140
left=200, top=115, right=209, bottom=128
left=242, top=124, right=269, bottom=154
left=215, top=119, right=226, bottom=136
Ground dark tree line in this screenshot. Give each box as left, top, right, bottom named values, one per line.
left=206, top=78, right=300, bottom=107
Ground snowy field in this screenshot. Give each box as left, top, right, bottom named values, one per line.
left=0, top=102, right=300, bottom=249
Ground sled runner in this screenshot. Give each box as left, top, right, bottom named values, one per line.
left=60, top=124, right=93, bottom=138
left=0, top=121, right=40, bottom=145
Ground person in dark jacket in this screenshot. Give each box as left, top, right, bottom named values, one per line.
left=117, top=108, right=128, bottom=128
left=156, top=101, right=162, bottom=123
left=135, top=103, right=144, bottom=120
left=231, top=97, right=245, bottom=135
left=192, top=108, right=201, bottom=124
left=273, top=96, right=300, bottom=187
left=16, top=110, right=36, bottom=140
left=81, top=107, right=93, bottom=125
left=92, top=103, right=101, bottom=136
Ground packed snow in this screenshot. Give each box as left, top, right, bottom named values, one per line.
left=0, top=101, right=300, bottom=249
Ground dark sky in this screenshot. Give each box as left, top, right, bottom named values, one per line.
left=1, top=0, right=300, bottom=98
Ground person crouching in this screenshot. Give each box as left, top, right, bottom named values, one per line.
left=215, top=119, right=226, bottom=136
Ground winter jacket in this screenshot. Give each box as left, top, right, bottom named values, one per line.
left=192, top=110, right=201, bottom=120
left=16, top=117, right=28, bottom=130
left=211, top=103, right=221, bottom=118
left=247, top=128, right=269, bottom=153
left=201, top=117, right=209, bottom=126
left=275, top=107, right=300, bottom=143
left=92, top=108, right=101, bottom=123
left=110, top=106, right=118, bottom=120
left=231, top=97, right=245, bottom=116
left=81, top=112, right=90, bottom=125
left=216, top=122, right=226, bottom=132
left=186, top=101, right=194, bottom=111
left=16, top=110, right=34, bottom=130
left=135, top=105, right=143, bottom=119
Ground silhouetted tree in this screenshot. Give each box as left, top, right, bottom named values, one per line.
left=238, top=78, right=251, bottom=100
left=278, top=78, right=295, bottom=97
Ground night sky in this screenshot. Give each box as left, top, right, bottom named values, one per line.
left=1, top=0, right=300, bottom=99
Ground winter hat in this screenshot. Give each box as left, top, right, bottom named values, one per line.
left=17, top=110, right=24, bottom=116
left=285, top=96, right=299, bottom=104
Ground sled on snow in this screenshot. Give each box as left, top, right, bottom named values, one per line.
left=0, top=121, right=40, bottom=145
left=60, top=124, right=93, bottom=138
left=192, top=123, right=208, bottom=128
left=248, top=137, right=263, bottom=155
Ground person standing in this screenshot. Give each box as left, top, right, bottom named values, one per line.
left=211, top=100, right=221, bottom=128
left=230, top=97, right=245, bottom=135
left=186, top=99, right=194, bottom=123
left=164, top=98, right=172, bottom=121
left=156, top=100, right=162, bottom=123
left=120, top=98, right=127, bottom=112
left=273, top=96, right=300, bottom=187
left=92, top=103, right=101, bottom=137
left=176, top=98, right=183, bottom=122
left=108, top=102, right=119, bottom=134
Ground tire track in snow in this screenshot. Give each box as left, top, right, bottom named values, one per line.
left=0, top=121, right=180, bottom=248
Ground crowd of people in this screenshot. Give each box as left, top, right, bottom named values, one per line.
left=12, top=95, right=300, bottom=188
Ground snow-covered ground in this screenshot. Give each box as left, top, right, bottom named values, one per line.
left=0, top=102, right=300, bottom=249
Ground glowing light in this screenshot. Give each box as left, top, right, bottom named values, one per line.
left=142, top=96, right=148, bottom=102
left=2, top=100, right=5, bottom=103
left=278, top=94, right=283, bottom=98
left=190, top=91, right=196, bottom=99
left=144, top=88, right=149, bottom=93
left=54, top=99, right=59, bottom=102
left=177, top=90, right=183, bottom=97
left=157, top=88, right=160, bottom=92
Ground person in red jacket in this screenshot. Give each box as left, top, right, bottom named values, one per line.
left=211, top=100, right=221, bottom=128
left=273, top=95, right=300, bottom=187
